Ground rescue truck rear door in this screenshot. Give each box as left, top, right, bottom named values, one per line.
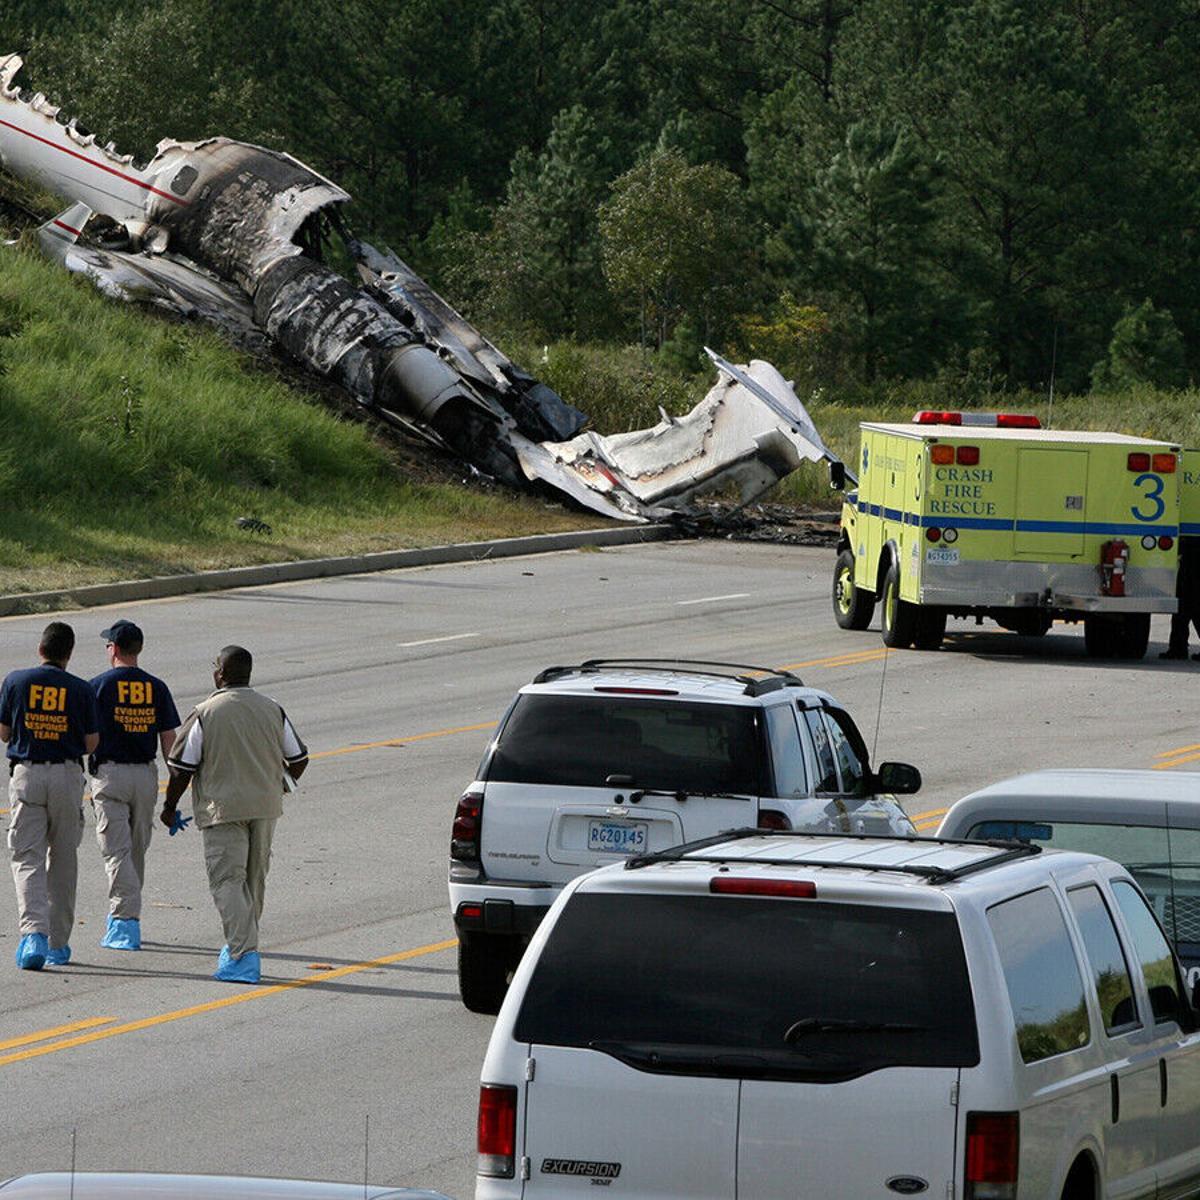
left=1015, top=449, right=1088, bottom=557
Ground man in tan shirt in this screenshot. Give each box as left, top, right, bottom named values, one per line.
left=162, top=645, right=307, bottom=983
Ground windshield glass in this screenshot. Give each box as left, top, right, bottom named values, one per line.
left=515, top=893, right=978, bottom=1079
left=487, top=694, right=765, bottom=794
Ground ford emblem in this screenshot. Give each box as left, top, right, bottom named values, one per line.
left=886, top=1178, right=928, bottom=1195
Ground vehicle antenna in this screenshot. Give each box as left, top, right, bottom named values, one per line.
left=363, top=1113, right=370, bottom=1200
left=871, top=647, right=891, bottom=764
left=1047, top=322, right=1058, bottom=430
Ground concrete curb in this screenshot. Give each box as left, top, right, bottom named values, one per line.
left=0, top=524, right=677, bottom=617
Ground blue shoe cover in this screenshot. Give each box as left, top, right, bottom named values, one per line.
left=213, top=947, right=260, bottom=983
left=16, top=932, right=48, bottom=970
left=45, top=944, right=71, bottom=966
left=101, top=916, right=141, bottom=951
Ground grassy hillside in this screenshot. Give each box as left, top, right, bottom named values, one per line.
left=0, top=245, right=598, bottom=594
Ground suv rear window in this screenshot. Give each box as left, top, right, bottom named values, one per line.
left=487, top=695, right=765, bottom=794
left=514, top=893, right=978, bottom=1080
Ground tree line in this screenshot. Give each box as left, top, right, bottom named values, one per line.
left=4, top=0, right=1200, bottom=397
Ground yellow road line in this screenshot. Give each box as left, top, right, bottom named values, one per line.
left=0, top=937, right=458, bottom=1069
left=1156, top=744, right=1200, bottom=759
left=0, top=1016, right=115, bottom=1051
left=908, top=806, right=948, bottom=826
left=778, top=649, right=889, bottom=672
left=1154, top=752, right=1200, bottom=770
left=309, top=722, right=496, bottom=761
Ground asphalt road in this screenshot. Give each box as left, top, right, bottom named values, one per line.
left=0, top=540, right=1196, bottom=1195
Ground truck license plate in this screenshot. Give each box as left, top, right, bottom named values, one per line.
left=926, top=548, right=960, bottom=565
left=587, top=820, right=648, bottom=854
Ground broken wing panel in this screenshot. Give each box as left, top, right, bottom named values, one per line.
left=538, top=358, right=831, bottom=512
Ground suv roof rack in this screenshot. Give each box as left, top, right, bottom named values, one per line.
left=624, top=828, right=1041, bottom=885
left=532, top=658, right=805, bottom=695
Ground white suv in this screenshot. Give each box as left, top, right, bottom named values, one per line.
left=476, top=830, right=1200, bottom=1200
left=448, top=660, right=921, bottom=1012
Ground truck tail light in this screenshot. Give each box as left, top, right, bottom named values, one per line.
left=756, top=808, right=791, bottom=831
left=451, top=789, right=484, bottom=862
left=926, top=527, right=942, bottom=542
left=1128, top=452, right=1151, bottom=471
left=914, top=410, right=962, bottom=425
left=965, top=1111, right=1018, bottom=1199
left=710, top=877, right=817, bottom=897
left=995, top=413, right=1041, bottom=428
left=1153, top=453, right=1177, bottom=473
left=931, top=445, right=955, bottom=464
left=477, top=1084, right=518, bottom=1178
left=1159, top=535, right=1175, bottom=551
left=956, top=446, right=980, bottom=465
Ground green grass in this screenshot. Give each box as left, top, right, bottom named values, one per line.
left=0, top=246, right=600, bottom=594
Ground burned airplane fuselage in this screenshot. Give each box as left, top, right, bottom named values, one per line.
left=0, top=53, right=839, bottom=520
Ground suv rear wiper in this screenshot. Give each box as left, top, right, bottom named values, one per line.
left=627, top=788, right=751, bottom=803
left=783, top=1017, right=928, bottom=1043
left=590, top=1040, right=766, bottom=1069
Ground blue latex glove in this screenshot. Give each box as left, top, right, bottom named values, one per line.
left=169, top=811, right=193, bottom=836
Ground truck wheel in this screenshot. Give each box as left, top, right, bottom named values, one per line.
left=1113, top=612, right=1151, bottom=660
left=1083, top=615, right=1117, bottom=658
left=913, top=607, right=947, bottom=650
left=880, top=561, right=917, bottom=649
left=458, top=932, right=515, bottom=1015
left=833, top=549, right=875, bottom=630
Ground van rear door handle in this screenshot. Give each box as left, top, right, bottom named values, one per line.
left=1111, top=1073, right=1120, bottom=1123
left=1160, top=1058, right=1168, bottom=1108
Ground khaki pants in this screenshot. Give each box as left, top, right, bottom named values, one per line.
left=92, top=762, right=158, bottom=920
left=7, top=762, right=86, bottom=947
left=201, top=818, right=275, bottom=958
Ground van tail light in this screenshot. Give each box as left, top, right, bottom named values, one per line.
left=956, top=446, right=980, bottom=466
left=477, top=1083, right=518, bottom=1178
left=451, top=789, right=484, bottom=863
left=965, top=1111, right=1019, bottom=1200
left=757, top=808, right=791, bottom=831
left=1128, top=452, right=1151, bottom=472
left=1153, top=452, right=1177, bottom=473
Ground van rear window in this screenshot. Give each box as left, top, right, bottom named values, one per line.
left=515, top=893, right=978, bottom=1080
left=487, top=695, right=765, bottom=794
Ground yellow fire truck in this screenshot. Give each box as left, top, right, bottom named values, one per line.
left=833, top=412, right=1182, bottom=657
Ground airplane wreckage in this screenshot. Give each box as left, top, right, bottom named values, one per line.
left=0, top=54, right=846, bottom=522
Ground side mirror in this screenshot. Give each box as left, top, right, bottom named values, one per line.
left=875, top=762, right=922, bottom=795
left=829, top=460, right=847, bottom=491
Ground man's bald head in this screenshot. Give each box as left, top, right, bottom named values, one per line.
left=216, top=645, right=253, bottom=687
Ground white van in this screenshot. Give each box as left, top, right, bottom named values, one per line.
left=938, top=769, right=1200, bottom=971
left=476, top=831, right=1200, bottom=1200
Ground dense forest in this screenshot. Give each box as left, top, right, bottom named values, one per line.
left=4, top=0, right=1200, bottom=401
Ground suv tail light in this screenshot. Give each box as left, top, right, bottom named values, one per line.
left=477, top=1084, right=517, bottom=1178
left=756, top=808, right=791, bottom=831
left=710, top=877, right=817, bottom=898
left=451, top=789, right=484, bottom=862
left=965, top=1111, right=1019, bottom=1199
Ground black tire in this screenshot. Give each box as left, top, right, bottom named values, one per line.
left=1083, top=615, right=1117, bottom=658
left=458, top=932, right=515, bottom=1015
left=880, top=560, right=917, bottom=649
left=912, top=606, right=947, bottom=650
left=1113, top=612, right=1151, bottom=660
left=833, top=548, right=875, bottom=630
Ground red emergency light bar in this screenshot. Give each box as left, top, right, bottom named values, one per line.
left=710, top=877, right=817, bottom=898
left=913, top=411, right=1041, bottom=429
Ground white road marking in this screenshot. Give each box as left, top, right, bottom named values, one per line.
left=675, top=593, right=751, bottom=606
left=396, top=632, right=479, bottom=648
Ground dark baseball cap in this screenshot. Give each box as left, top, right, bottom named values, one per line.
left=101, top=619, right=144, bottom=650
